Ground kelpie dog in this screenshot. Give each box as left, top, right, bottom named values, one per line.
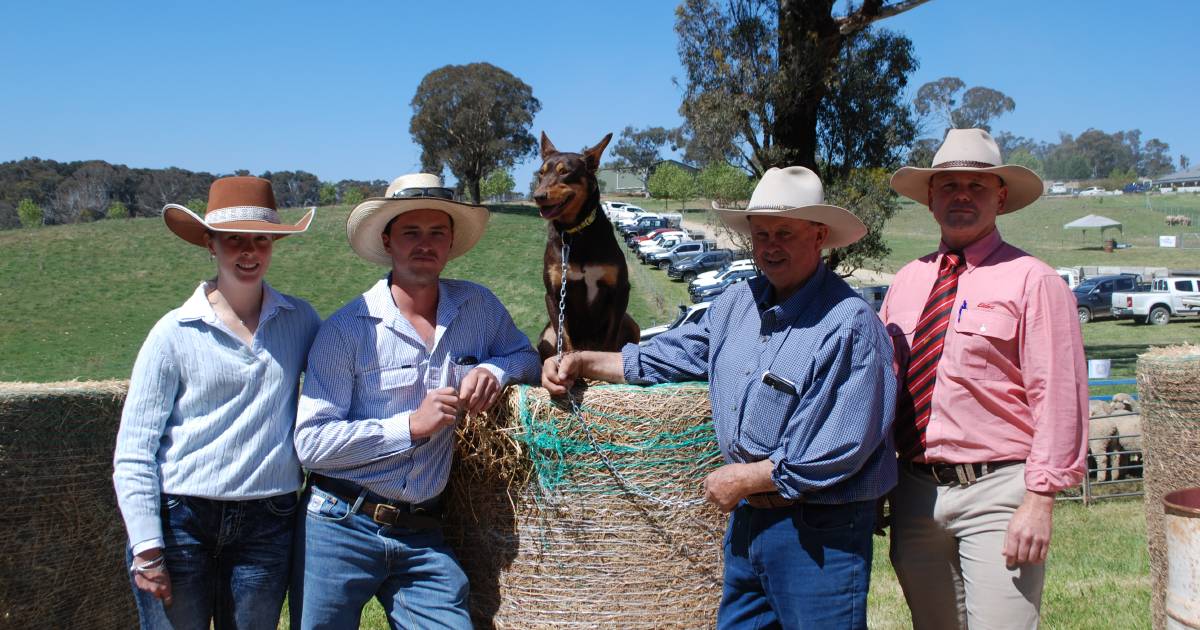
left=533, top=131, right=640, bottom=361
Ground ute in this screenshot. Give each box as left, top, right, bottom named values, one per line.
left=1110, top=277, right=1200, bottom=325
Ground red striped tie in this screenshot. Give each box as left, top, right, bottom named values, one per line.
left=895, top=251, right=965, bottom=461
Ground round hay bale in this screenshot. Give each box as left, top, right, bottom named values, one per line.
left=0, top=380, right=136, bottom=628
left=1137, top=345, right=1200, bottom=630
left=444, top=382, right=725, bottom=628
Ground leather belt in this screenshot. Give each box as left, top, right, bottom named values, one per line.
left=309, top=474, right=443, bottom=529
left=744, top=492, right=803, bottom=509
left=905, top=460, right=1022, bottom=487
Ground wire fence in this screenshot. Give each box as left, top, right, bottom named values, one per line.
left=1059, top=378, right=1144, bottom=504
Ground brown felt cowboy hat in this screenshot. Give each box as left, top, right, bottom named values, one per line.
left=163, top=176, right=315, bottom=246
left=712, top=166, right=867, bottom=249
left=346, top=173, right=489, bottom=266
left=891, top=128, right=1044, bottom=213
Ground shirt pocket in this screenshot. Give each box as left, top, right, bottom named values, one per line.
left=947, top=310, right=1017, bottom=381
left=357, top=364, right=421, bottom=398
left=740, top=374, right=802, bottom=454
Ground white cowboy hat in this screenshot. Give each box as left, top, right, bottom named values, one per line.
left=346, top=173, right=488, bottom=266
left=163, top=176, right=315, bottom=246
left=712, top=166, right=867, bottom=249
left=891, top=128, right=1044, bottom=213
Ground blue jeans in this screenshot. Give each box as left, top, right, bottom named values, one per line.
left=128, top=493, right=298, bottom=630
left=718, top=500, right=874, bottom=630
left=290, top=485, right=471, bottom=630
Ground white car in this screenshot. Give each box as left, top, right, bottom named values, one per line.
left=1048, top=182, right=1068, bottom=195
left=692, top=259, right=755, bottom=287
left=1077, top=186, right=1106, bottom=197
left=636, top=231, right=687, bottom=255
left=602, top=201, right=631, bottom=218
left=640, top=302, right=712, bottom=342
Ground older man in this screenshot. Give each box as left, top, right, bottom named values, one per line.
left=544, top=166, right=896, bottom=629
left=292, top=174, right=540, bottom=629
left=881, top=129, right=1088, bottom=629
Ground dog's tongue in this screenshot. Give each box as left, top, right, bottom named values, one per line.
left=539, top=206, right=559, bottom=219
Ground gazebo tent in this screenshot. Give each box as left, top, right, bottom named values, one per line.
left=1064, top=214, right=1123, bottom=245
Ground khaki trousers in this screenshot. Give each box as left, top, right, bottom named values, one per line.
left=889, top=463, right=1044, bottom=630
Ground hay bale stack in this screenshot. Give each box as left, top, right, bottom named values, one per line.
left=445, top=382, right=725, bottom=629
left=1137, top=345, right=1200, bottom=630
left=0, top=381, right=136, bottom=628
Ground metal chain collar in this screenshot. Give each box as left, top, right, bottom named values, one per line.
left=554, top=236, right=705, bottom=509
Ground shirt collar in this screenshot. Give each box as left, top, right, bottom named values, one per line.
left=357, top=274, right=468, bottom=331
left=938, top=227, right=1003, bottom=271
left=176, top=280, right=293, bottom=324
left=751, top=260, right=829, bottom=322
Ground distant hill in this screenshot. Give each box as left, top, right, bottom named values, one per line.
left=0, top=157, right=386, bottom=229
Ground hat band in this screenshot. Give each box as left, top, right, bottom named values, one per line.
left=932, top=160, right=998, bottom=169
left=204, top=206, right=281, bottom=226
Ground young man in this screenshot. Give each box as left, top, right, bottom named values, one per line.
left=292, top=174, right=540, bottom=629
left=881, top=129, right=1088, bottom=629
left=544, top=166, right=896, bottom=629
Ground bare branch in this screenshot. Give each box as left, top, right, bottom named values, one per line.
left=837, top=0, right=933, bottom=35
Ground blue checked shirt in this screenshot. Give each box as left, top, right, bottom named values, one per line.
left=296, top=276, right=541, bottom=502
left=114, top=282, right=321, bottom=554
left=622, top=262, right=898, bottom=503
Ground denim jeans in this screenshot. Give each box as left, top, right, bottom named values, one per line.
left=289, top=485, right=471, bottom=630
left=128, top=493, right=298, bottom=630
left=718, top=499, right=874, bottom=630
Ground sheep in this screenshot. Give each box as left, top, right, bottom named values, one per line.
left=1088, top=400, right=1120, bottom=482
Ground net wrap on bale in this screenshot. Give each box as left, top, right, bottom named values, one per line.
left=1137, top=345, right=1200, bottom=630
left=444, top=382, right=727, bottom=629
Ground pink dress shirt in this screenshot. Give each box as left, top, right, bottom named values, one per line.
left=880, top=228, right=1088, bottom=493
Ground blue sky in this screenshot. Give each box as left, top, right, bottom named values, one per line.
left=2, top=1, right=1196, bottom=191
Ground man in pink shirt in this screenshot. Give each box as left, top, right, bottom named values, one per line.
left=880, top=128, right=1088, bottom=628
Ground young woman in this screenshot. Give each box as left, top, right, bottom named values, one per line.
left=113, top=176, right=319, bottom=629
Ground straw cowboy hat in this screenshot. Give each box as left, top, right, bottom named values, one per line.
left=346, top=173, right=488, bottom=266
left=164, top=176, right=315, bottom=246
left=891, top=128, right=1044, bottom=213
left=712, top=166, right=867, bottom=249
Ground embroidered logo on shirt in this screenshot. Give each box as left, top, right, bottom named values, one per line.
left=976, top=302, right=996, bottom=310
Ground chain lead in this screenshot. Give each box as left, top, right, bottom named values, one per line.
left=553, top=234, right=704, bottom=508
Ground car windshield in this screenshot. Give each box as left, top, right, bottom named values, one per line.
left=1075, top=280, right=1099, bottom=293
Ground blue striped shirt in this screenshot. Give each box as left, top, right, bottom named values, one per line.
left=621, top=262, right=897, bottom=503
left=113, top=281, right=321, bottom=552
left=295, top=276, right=541, bottom=502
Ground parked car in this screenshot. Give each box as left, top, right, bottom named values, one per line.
left=690, top=268, right=759, bottom=303
left=1110, top=277, right=1200, bottom=325
left=636, top=232, right=688, bottom=258
left=647, top=240, right=718, bottom=269
left=627, top=227, right=676, bottom=247
left=692, top=259, right=755, bottom=286
left=1048, top=182, right=1069, bottom=195
left=855, top=285, right=889, bottom=312
left=640, top=302, right=712, bottom=342
left=1074, top=274, right=1142, bottom=323
left=610, top=205, right=645, bottom=224
left=602, top=201, right=631, bottom=218
left=668, top=250, right=736, bottom=282
left=1077, top=186, right=1107, bottom=197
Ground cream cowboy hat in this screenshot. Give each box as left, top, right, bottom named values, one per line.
left=163, top=176, right=315, bottom=246
left=712, top=166, right=867, bottom=249
left=891, top=128, right=1044, bottom=213
left=346, top=173, right=488, bottom=266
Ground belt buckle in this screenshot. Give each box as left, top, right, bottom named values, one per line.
left=373, top=503, right=400, bottom=524
left=954, top=464, right=978, bottom=487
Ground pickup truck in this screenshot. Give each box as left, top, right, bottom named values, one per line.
left=648, top=240, right=719, bottom=269
left=1110, top=277, right=1200, bottom=325
left=1074, top=274, right=1142, bottom=323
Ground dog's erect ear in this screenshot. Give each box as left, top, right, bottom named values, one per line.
left=540, top=132, right=558, bottom=160
left=582, top=133, right=613, bottom=172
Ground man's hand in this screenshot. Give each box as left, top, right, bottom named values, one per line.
left=703, top=460, right=776, bottom=513
left=458, top=367, right=500, bottom=414
left=541, top=354, right=581, bottom=396
left=1002, top=490, right=1055, bottom=567
left=409, top=387, right=460, bottom=439
left=132, top=549, right=172, bottom=607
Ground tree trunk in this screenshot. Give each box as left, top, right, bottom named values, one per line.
left=469, top=177, right=482, bottom=205
left=775, top=0, right=842, bottom=172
